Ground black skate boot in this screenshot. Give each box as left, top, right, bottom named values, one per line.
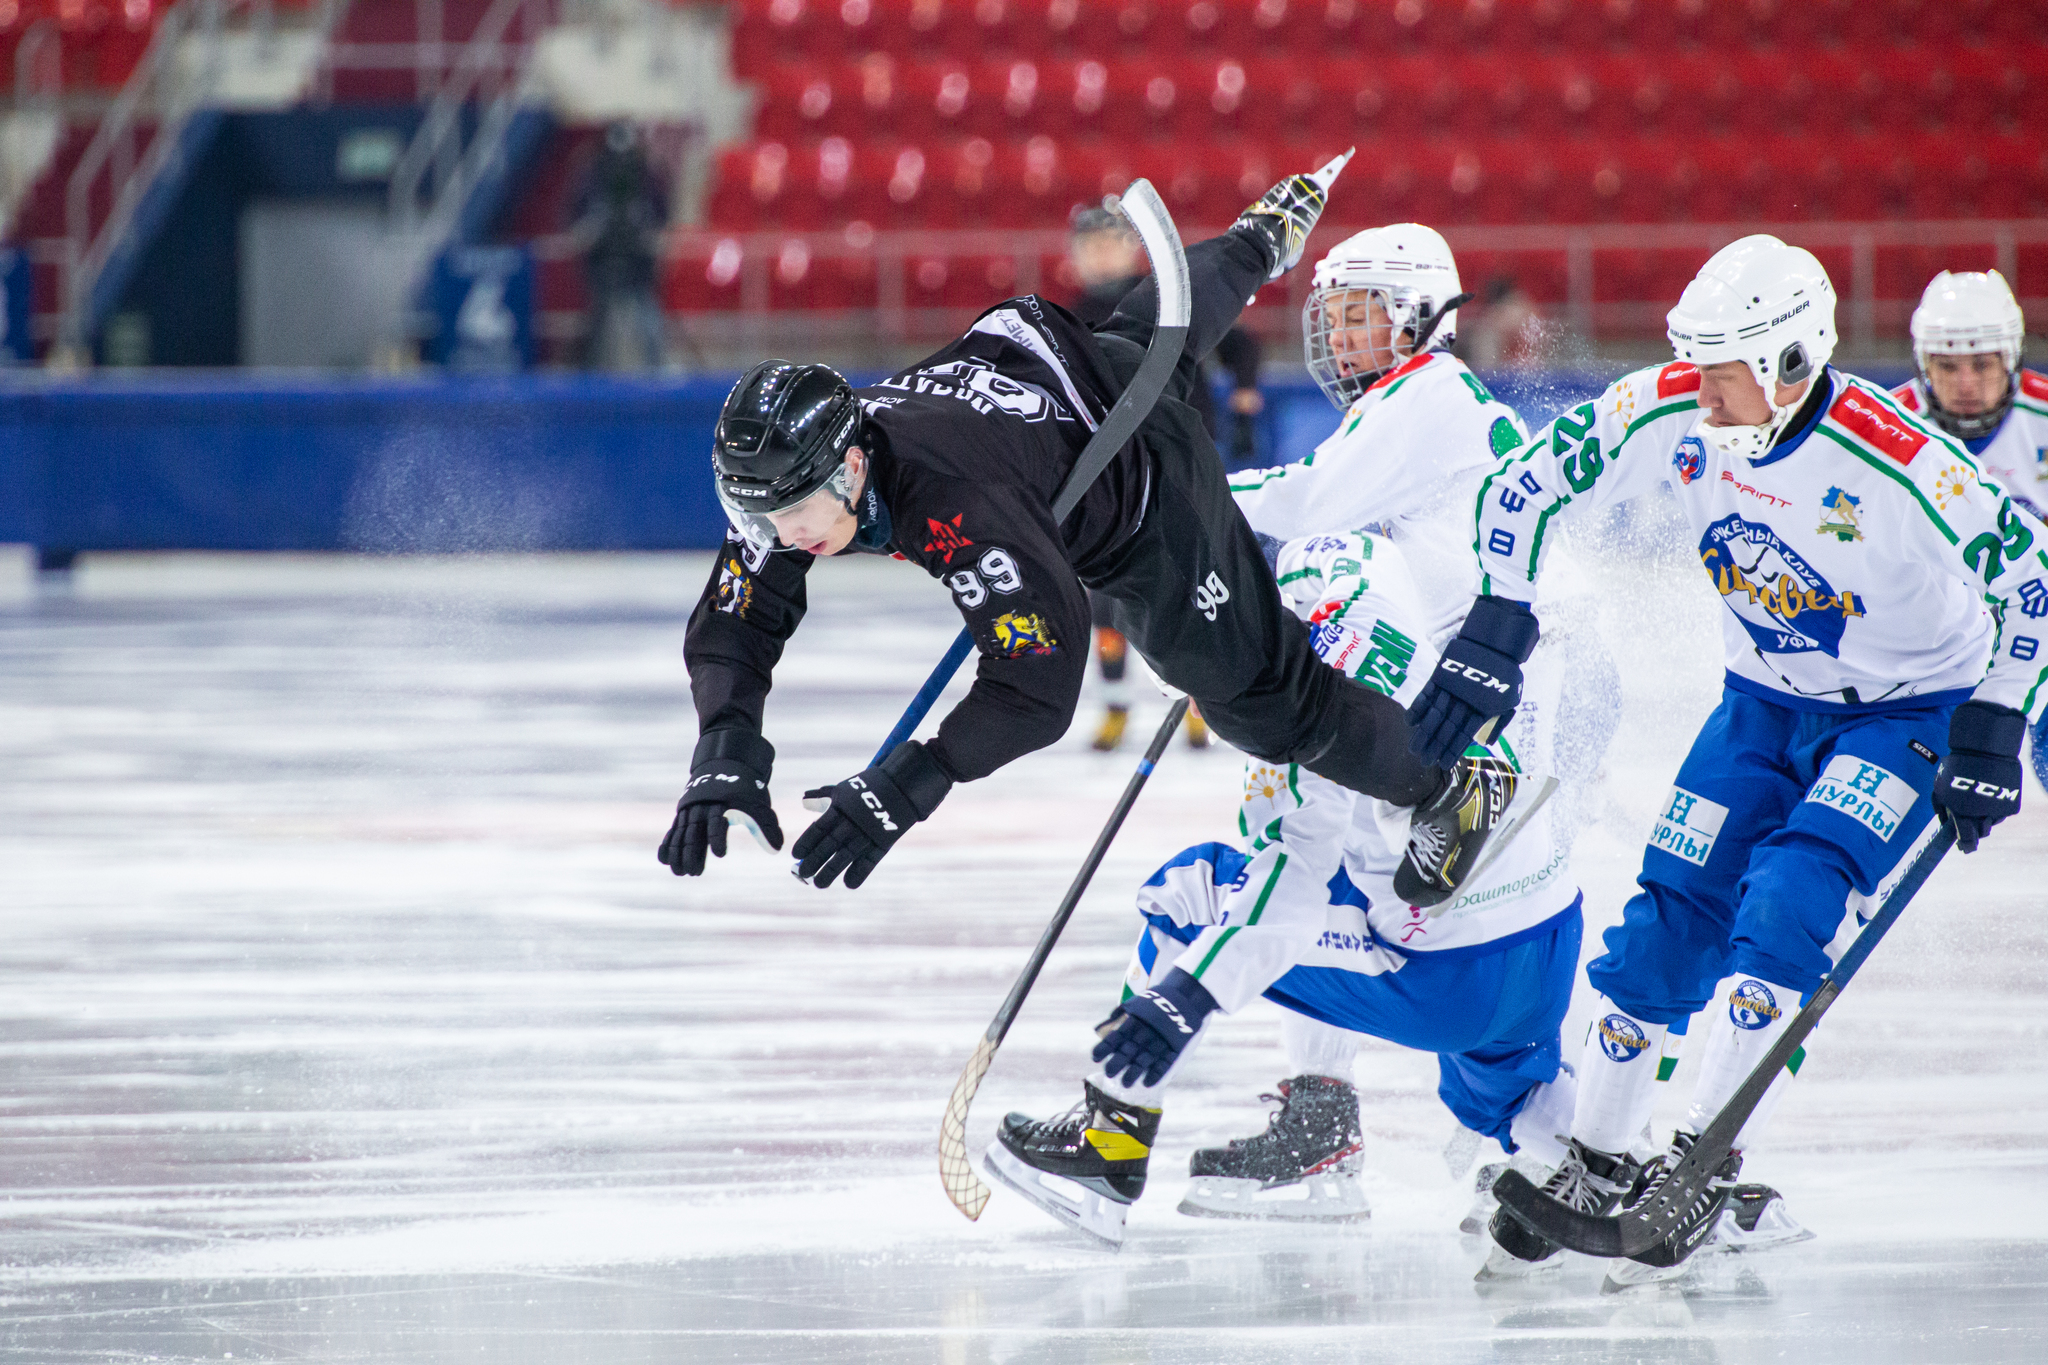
left=1480, top=1137, right=1640, bottom=1281
left=1396, top=754, right=1519, bottom=909
left=1600, top=1129, right=1745, bottom=1292
left=1178, top=1075, right=1368, bottom=1222
left=1714, top=1182, right=1813, bottom=1252
left=1232, top=149, right=1354, bottom=281
left=983, top=1081, right=1160, bottom=1248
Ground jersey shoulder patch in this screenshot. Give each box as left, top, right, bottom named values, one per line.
left=1367, top=352, right=1436, bottom=393
left=1829, top=385, right=1930, bottom=467
left=1655, top=362, right=1701, bottom=398
left=2021, top=370, right=2048, bottom=403
left=1890, top=381, right=1922, bottom=411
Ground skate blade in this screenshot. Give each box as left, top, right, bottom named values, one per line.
left=982, top=1143, right=1129, bottom=1250
left=1712, top=1197, right=1815, bottom=1253
left=1474, top=1243, right=1561, bottom=1284
left=1601, top=1258, right=1695, bottom=1293
left=1176, top=1171, right=1370, bottom=1224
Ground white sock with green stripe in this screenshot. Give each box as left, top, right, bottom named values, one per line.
left=1571, top=1002, right=1668, bottom=1155
left=1684, top=974, right=1805, bottom=1150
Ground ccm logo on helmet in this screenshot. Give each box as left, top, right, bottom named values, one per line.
left=1444, top=660, right=1511, bottom=693
left=1948, top=775, right=2021, bottom=802
left=849, top=776, right=898, bottom=831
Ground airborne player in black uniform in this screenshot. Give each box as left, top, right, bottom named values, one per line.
left=661, top=157, right=1517, bottom=905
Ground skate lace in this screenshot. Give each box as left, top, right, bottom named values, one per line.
left=1408, top=821, right=1450, bottom=866
left=1024, top=1096, right=1093, bottom=1143
left=1543, top=1147, right=1630, bottom=1214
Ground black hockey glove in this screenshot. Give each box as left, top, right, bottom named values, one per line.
left=1092, top=968, right=1221, bottom=1088
left=658, top=729, right=783, bottom=876
left=1406, top=595, right=1540, bottom=768
left=1932, top=700, right=2027, bottom=854
left=790, top=740, right=954, bottom=889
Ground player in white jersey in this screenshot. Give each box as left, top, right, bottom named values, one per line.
left=1890, top=270, right=2048, bottom=792
left=1170, top=226, right=1617, bottom=1216
left=1403, top=236, right=2048, bottom=1286
left=981, top=528, right=1586, bottom=1247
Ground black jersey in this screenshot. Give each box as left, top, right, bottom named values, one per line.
left=685, top=295, right=1167, bottom=782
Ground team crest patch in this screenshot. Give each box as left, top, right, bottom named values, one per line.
left=1650, top=786, right=1728, bottom=866
left=1728, top=980, right=1783, bottom=1030
left=990, top=611, right=1058, bottom=657
left=1817, top=486, right=1864, bottom=542
left=714, top=553, right=753, bottom=617
left=1701, top=514, right=1866, bottom=656
left=1598, top=1014, right=1651, bottom=1064
left=1805, top=754, right=1915, bottom=841
left=923, top=514, right=975, bottom=565
left=1672, top=435, right=1705, bottom=486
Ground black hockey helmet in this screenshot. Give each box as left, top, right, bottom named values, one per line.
left=712, top=360, right=863, bottom=549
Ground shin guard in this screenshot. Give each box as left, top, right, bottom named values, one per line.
left=1685, top=975, right=1804, bottom=1150
left=1572, top=1003, right=1668, bottom=1155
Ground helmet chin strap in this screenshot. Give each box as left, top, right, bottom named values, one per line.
left=1698, top=377, right=1810, bottom=460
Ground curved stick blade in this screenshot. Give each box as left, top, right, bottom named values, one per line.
left=939, top=1034, right=998, bottom=1220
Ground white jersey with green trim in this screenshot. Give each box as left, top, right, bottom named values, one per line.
left=1474, top=363, right=2048, bottom=721
left=1227, top=350, right=1533, bottom=643
left=1151, top=531, right=1578, bottom=1015
left=1892, top=370, right=2048, bottom=523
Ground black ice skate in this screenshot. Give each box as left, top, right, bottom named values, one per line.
left=1232, top=149, right=1354, bottom=281
left=1715, top=1182, right=1814, bottom=1252
left=982, top=1081, right=1159, bottom=1249
left=1599, top=1129, right=1744, bottom=1292
left=1480, top=1138, right=1640, bottom=1281
left=1396, top=754, right=1519, bottom=909
left=1177, top=1075, right=1368, bottom=1223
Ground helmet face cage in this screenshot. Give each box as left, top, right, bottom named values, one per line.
left=1911, top=277, right=2022, bottom=440
left=1303, top=284, right=1424, bottom=410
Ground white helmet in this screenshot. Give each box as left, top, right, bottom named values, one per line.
left=1303, top=223, right=1471, bottom=409
left=1667, top=234, right=1836, bottom=459
left=1911, top=270, right=2023, bottom=441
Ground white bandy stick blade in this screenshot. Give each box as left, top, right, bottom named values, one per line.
left=1428, top=774, right=1559, bottom=920
left=1107, top=178, right=1190, bottom=330
left=1308, top=146, right=1355, bottom=192
left=723, top=809, right=779, bottom=855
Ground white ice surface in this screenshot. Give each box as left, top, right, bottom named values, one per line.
left=2, top=545, right=2046, bottom=1363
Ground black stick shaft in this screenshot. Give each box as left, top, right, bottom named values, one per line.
left=982, top=698, right=1190, bottom=1046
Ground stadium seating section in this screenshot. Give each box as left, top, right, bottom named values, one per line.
left=0, top=0, right=165, bottom=94
left=675, top=0, right=2048, bottom=317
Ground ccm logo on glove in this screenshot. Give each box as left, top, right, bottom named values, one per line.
left=1948, top=775, right=2020, bottom=801
left=852, top=777, right=898, bottom=832
left=1442, top=660, right=1513, bottom=693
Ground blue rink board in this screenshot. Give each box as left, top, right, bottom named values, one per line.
left=0, top=370, right=1633, bottom=555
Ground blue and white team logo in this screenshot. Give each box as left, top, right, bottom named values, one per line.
left=1672, top=435, right=1705, bottom=486
left=1728, top=980, right=1783, bottom=1030
left=1598, top=1013, right=1651, bottom=1063
left=1700, top=513, right=1867, bottom=657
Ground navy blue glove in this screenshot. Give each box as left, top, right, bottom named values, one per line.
left=658, top=729, right=783, bottom=876
left=790, top=740, right=954, bottom=889
left=1091, top=968, right=1221, bottom=1088
left=1933, top=701, right=2027, bottom=854
left=1406, top=595, right=1541, bottom=767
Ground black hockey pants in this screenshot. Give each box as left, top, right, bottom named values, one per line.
left=1084, top=232, right=1442, bottom=806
